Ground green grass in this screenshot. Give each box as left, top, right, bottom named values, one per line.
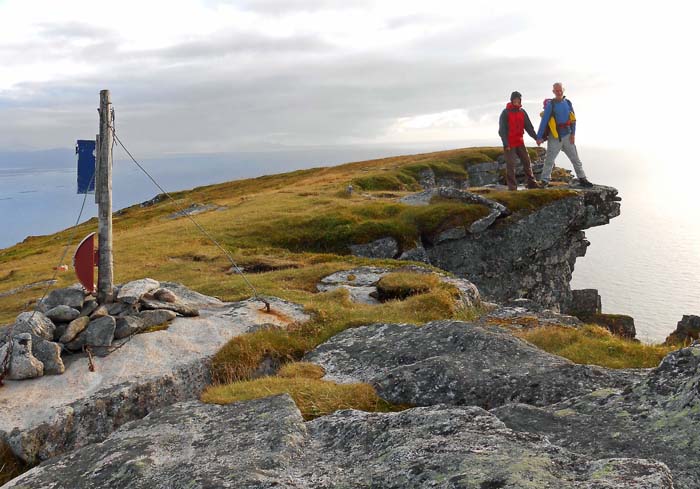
left=517, top=325, right=674, bottom=369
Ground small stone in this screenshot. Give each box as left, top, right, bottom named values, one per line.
left=59, top=316, right=90, bottom=343
left=107, top=302, right=127, bottom=316
left=140, top=298, right=198, bottom=317
left=67, top=316, right=115, bottom=355
left=14, top=311, right=55, bottom=341
left=138, top=309, right=177, bottom=329
left=90, top=305, right=109, bottom=319
left=45, top=305, right=81, bottom=323
left=153, top=288, right=178, bottom=303
left=117, top=278, right=160, bottom=304
left=80, top=300, right=99, bottom=318
left=1, top=333, right=44, bottom=380
left=114, top=316, right=145, bottom=339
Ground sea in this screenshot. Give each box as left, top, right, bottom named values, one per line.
left=0, top=144, right=698, bottom=343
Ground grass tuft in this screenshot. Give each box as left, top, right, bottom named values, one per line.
left=375, top=271, right=439, bottom=301
left=201, top=375, right=403, bottom=420
left=517, top=324, right=675, bottom=369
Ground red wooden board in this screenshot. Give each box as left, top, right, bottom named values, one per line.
left=74, top=232, right=97, bottom=294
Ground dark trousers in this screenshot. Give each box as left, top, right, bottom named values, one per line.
left=504, top=145, right=536, bottom=190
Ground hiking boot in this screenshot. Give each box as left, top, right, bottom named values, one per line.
left=578, top=178, right=594, bottom=188
left=526, top=181, right=540, bottom=189
left=539, top=180, right=550, bottom=188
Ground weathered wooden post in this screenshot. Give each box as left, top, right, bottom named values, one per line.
left=96, top=90, right=114, bottom=303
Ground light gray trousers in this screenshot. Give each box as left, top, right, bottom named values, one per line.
left=541, top=135, right=587, bottom=181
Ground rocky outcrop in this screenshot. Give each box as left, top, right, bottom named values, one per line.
left=427, top=186, right=621, bottom=311
left=349, top=236, right=399, bottom=259
left=492, top=341, right=700, bottom=488
left=0, top=296, right=309, bottom=465
left=304, top=320, right=638, bottom=409
left=316, top=266, right=480, bottom=308
left=5, top=394, right=673, bottom=489
left=665, top=314, right=700, bottom=345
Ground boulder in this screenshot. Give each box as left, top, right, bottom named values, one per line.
left=45, top=305, right=81, bottom=323
left=114, top=316, right=146, bottom=340
left=349, top=237, right=399, bottom=259
left=14, top=311, right=55, bottom=341
left=665, top=314, right=700, bottom=345
left=492, top=342, right=700, bottom=488
left=41, top=286, right=85, bottom=310
left=139, top=298, right=198, bottom=317
left=117, top=278, right=160, bottom=304
left=4, top=395, right=673, bottom=489
left=1, top=333, right=44, bottom=380
left=569, top=288, right=602, bottom=315
left=31, top=336, right=65, bottom=375
left=59, top=316, right=90, bottom=343
left=305, top=320, right=638, bottom=409
left=397, top=244, right=430, bottom=263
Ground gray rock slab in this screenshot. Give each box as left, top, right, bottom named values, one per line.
left=79, top=299, right=99, bottom=318
left=45, top=305, right=81, bottom=323
left=114, top=316, right=146, bottom=339
left=397, top=245, right=430, bottom=263
left=318, top=266, right=386, bottom=288
left=491, top=342, right=700, bottom=488
left=5, top=395, right=673, bottom=489
left=116, top=278, right=160, bottom=304
left=0, top=296, right=309, bottom=465
left=153, top=288, right=178, bottom=303
left=305, top=320, right=638, bottom=409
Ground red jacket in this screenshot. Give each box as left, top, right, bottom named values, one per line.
left=498, top=103, right=537, bottom=148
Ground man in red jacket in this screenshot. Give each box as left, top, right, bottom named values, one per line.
left=498, top=91, right=539, bottom=191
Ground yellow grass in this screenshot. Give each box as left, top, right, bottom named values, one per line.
left=517, top=325, right=675, bottom=369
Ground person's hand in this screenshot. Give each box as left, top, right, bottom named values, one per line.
left=536, top=138, right=543, bottom=146
left=569, top=134, right=575, bottom=144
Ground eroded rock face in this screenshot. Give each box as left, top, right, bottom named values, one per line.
left=665, top=314, right=700, bottom=345
left=5, top=395, right=673, bottom=489
left=305, top=320, right=637, bottom=409
left=492, top=342, right=700, bottom=488
left=349, top=236, right=399, bottom=259
left=428, top=186, right=621, bottom=311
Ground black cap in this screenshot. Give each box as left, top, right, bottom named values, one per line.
left=510, top=91, right=522, bottom=101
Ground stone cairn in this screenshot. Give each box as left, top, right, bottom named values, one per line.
left=0, top=278, right=198, bottom=381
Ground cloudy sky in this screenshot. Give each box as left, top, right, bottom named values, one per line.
left=0, top=0, right=694, bottom=157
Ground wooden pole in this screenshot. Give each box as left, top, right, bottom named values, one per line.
left=97, top=90, right=114, bottom=304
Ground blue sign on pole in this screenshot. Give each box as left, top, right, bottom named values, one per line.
left=76, top=140, right=96, bottom=194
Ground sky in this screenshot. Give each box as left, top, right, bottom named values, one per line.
left=0, top=0, right=696, bottom=159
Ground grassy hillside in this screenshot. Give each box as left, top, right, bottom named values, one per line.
left=0, top=147, right=672, bottom=482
